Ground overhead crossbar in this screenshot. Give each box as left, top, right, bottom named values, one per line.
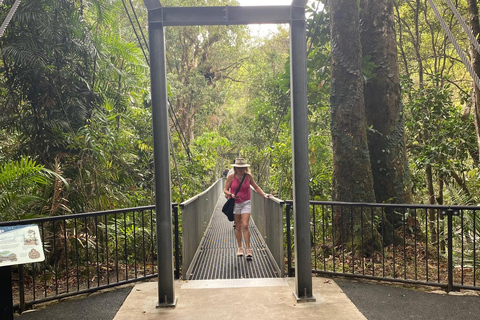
left=153, top=0, right=308, bottom=7
left=146, top=6, right=303, bottom=26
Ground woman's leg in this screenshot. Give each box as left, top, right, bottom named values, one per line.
left=234, top=214, right=243, bottom=248
left=241, top=213, right=251, bottom=250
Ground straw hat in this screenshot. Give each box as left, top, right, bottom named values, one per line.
left=231, top=157, right=250, bottom=168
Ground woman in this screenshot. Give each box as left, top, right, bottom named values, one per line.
left=224, top=157, right=270, bottom=258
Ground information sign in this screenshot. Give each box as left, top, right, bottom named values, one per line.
left=0, top=225, right=45, bottom=267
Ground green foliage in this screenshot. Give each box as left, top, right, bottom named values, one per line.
left=0, top=0, right=155, bottom=215
left=100, top=214, right=156, bottom=265
left=305, top=3, right=332, bottom=200
left=403, top=75, right=477, bottom=203
left=0, top=158, right=52, bottom=220
left=3, top=0, right=475, bottom=221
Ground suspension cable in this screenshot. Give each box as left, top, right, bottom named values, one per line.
left=167, top=99, right=192, bottom=162
left=0, top=0, right=21, bottom=38
left=426, top=0, right=480, bottom=91
left=120, top=0, right=149, bottom=66
left=120, top=0, right=194, bottom=166
left=128, top=0, right=149, bottom=51
left=443, top=0, right=480, bottom=56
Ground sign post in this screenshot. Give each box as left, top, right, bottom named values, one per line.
left=0, top=265, right=13, bottom=320
left=0, top=225, right=45, bottom=319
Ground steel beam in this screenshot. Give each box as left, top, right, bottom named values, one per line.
left=147, top=6, right=292, bottom=26
left=291, top=0, right=308, bottom=6
left=290, top=5, right=315, bottom=302
left=145, top=0, right=176, bottom=308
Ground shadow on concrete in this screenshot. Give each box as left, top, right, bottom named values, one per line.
left=15, top=286, right=133, bottom=320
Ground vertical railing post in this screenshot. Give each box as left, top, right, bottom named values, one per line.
left=18, top=265, right=25, bottom=313
left=290, top=2, right=315, bottom=302
left=286, top=203, right=293, bottom=277
left=443, top=207, right=458, bottom=292
left=144, top=0, right=176, bottom=307
left=173, top=204, right=180, bottom=280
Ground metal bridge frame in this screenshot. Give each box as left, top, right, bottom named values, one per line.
left=144, top=0, right=314, bottom=306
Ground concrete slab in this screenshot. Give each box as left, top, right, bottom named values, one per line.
left=113, top=277, right=366, bottom=320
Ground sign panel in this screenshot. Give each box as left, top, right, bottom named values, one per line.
left=0, top=225, right=45, bottom=267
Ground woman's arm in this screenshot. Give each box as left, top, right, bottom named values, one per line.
left=248, top=174, right=270, bottom=198
left=224, top=174, right=234, bottom=198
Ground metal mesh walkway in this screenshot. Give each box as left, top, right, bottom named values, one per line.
left=186, top=196, right=281, bottom=280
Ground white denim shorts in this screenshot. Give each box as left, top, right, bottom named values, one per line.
left=233, top=200, right=251, bottom=215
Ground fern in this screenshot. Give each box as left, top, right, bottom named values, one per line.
left=0, top=158, right=51, bottom=220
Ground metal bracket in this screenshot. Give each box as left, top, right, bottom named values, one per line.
left=441, top=208, right=459, bottom=217
left=224, top=5, right=229, bottom=24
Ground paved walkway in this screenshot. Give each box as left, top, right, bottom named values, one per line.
left=113, top=277, right=364, bottom=320
left=14, top=277, right=480, bottom=320
left=15, top=286, right=132, bottom=320
left=336, top=278, right=480, bottom=320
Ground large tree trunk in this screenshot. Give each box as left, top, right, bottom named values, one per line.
left=360, top=0, right=412, bottom=207
left=330, top=0, right=375, bottom=203
left=329, top=0, right=380, bottom=256
left=468, top=0, right=480, bottom=162
left=360, top=0, right=412, bottom=247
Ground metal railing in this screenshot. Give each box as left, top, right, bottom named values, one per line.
left=285, top=201, right=480, bottom=292
left=180, top=179, right=223, bottom=278
left=251, top=189, right=284, bottom=276
left=10, top=190, right=480, bottom=311
left=2, top=204, right=180, bottom=312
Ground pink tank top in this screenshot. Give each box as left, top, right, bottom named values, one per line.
left=230, top=175, right=251, bottom=203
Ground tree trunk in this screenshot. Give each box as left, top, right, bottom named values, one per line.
left=329, top=0, right=380, bottom=256
left=360, top=0, right=412, bottom=208
left=468, top=0, right=480, bottom=162
left=330, top=0, right=375, bottom=203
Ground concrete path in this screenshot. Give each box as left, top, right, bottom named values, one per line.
left=113, top=277, right=366, bottom=320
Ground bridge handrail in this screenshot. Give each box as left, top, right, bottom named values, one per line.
left=0, top=205, right=157, bottom=226
left=288, top=199, right=480, bottom=210
left=179, top=179, right=222, bottom=207
left=180, top=178, right=224, bottom=278
left=251, top=187, right=284, bottom=276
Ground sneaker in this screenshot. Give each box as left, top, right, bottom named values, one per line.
left=246, top=249, right=253, bottom=259
left=237, top=247, right=244, bottom=257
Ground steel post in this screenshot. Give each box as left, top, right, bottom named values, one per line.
left=444, top=208, right=458, bottom=292
left=145, top=1, right=176, bottom=307
left=0, top=266, right=13, bottom=320
left=174, top=205, right=180, bottom=280
left=447, top=210, right=453, bottom=292
left=290, top=5, right=315, bottom=302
